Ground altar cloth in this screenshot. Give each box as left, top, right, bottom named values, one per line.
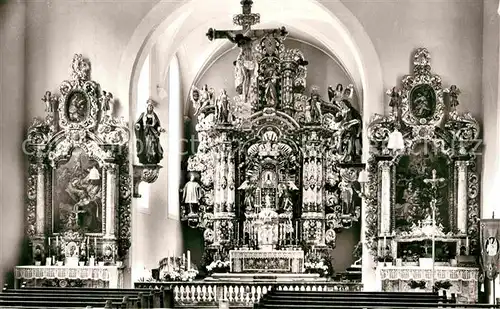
left=229, top=249, right=304, bottom=273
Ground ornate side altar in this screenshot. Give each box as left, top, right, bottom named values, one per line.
left=21, top=54, right=131, bottom=288
left=180, top=0, right=363, bottom=278
left=366, top=48, right=481, bottom=303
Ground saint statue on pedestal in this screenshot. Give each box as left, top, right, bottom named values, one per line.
left=135, top=99, right=164, bottom=165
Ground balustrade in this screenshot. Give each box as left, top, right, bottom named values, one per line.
left=134, top=281, right=362, bottom=306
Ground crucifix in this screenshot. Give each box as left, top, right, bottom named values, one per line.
left=206, top=0, right=288, bottom=106
left=206, top=0, right=288, bottom=47
left=423, top=169, right=445, bottom=290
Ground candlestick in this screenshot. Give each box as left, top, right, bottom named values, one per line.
left=295, top=221, right=299, bottom=245
left=187, top=250, right=191, bottom=270
left=56, top=235, right=59, bottom=248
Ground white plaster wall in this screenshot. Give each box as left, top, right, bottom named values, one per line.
left=342, top=0, right=484, bottom=119
left=0, top=1, right=27, bottom=289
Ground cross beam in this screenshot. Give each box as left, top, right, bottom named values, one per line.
left=206, top=0, right=287, bottom=46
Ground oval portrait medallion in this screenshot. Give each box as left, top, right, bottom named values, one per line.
left=410, top=84, right=436, bottom=119
left=66, top=91, right=89, bottom=123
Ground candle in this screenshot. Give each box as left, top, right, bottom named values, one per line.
left=182, top=253, right=186, bottom=267
left=187, top=250, right=191, bottom=270
left=94, top=237, right=97, bottom=250
left=48, top=237, right=51, bottom=247
left=466, top=237, right=469, bottom=254
left=383, top=236, right=387, bottom=255
left=56, top=236, right=59, bottom=247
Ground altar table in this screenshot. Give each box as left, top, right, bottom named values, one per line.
left=14, top=266, right=124, bottom=288
left=229, top=249, right=304, bottom=273
left=379, top=265, right=479, bottom=303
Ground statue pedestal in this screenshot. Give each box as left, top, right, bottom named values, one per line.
left=229, top=249, right=304, bottom=273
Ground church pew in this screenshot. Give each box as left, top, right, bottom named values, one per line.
left=0, top=287, right=172, bottom=308
left=254, top=301, right=500, bottom=309
left=15, top=286, right=173, bottom=306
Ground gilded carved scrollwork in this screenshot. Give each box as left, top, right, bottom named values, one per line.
left=183, top=2, right=364, bottom=273
left=366, top=48, right=481, bottom=261
left=25, top=54, right=131, bottom=263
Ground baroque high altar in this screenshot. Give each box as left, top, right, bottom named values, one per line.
left=181, top=0, right=363, bottom=275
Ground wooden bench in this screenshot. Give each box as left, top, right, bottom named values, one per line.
left=255, top=290, right=499, bottom=309
left=0, top=286, right=174, bottom=308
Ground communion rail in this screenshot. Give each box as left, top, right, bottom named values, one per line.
left=134, top=280, right=363, bottom=307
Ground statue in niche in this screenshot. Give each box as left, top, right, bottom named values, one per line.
left=339, top=179, right=353, bottom=214
left=264, top=193, right=273, bottom=208
left=182, top=172, right=203, bottom=215
left=262, top=65, right=279, bottom=107
left=215, top=89, right=230, bottom=123
left=238, top=176, right=256, bottom=212
left=135, top=99, right=164, bottom=165
left=234, top=43, right=258, bottom=104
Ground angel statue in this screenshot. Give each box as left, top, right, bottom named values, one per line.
left=135, top=99, right=164, bottom=165
left=181, top=173, right=203, bottom=216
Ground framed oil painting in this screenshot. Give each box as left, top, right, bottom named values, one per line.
left=65, top=90, right=90, bottom=123
left=53, top=147, right=103, bottom=233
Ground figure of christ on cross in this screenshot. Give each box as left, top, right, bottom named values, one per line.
left=206, top=0, right=287, bottom=104
left=423, top=169, right=445, bottom=288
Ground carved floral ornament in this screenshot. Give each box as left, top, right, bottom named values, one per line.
left=25, top=54, right=132, bottom=261
left=364, top=48, right=481, bottom=260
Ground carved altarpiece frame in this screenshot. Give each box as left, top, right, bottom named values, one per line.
left=25, top=54, right=132, bottom=265
left=366, top=48, right=481, bottom=261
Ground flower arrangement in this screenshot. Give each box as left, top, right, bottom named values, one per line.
left=304, top=260, right=329, bottom=277
left=408, top=280, right=427, bottom=290
left=434, top=280, right=452, bottom=290
left=304, top=249, right=333, bottom=278
left=158, top=257, right=198, bottom=282
left=206, top=260, right=230, bottom=275
left=161, top=268, right=198, bottom=282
